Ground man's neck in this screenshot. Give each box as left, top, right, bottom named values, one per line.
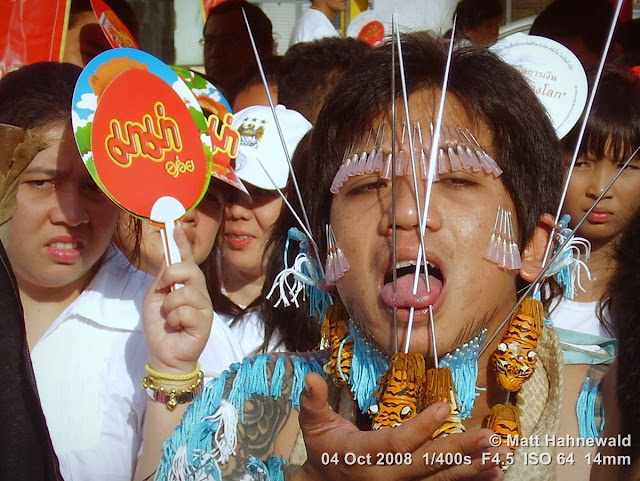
left=311, top=3, right=338, bottom=22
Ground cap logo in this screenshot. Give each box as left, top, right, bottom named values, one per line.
left=238, top=118, right=266, bottom=148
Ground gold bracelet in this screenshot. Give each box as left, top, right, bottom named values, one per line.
left=143, top=371, right=204, bottom=410
left=145, top=363, right=201, bottom=382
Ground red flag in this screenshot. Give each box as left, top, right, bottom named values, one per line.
left=0, top=0, right=71, bottom=78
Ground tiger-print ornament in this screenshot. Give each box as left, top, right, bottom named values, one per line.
left=423, top=367, right=465, bottom=438
left=369, top=352, right=426, bottom=429
left=492, top=297, right=543, bottom=392
left=322, top=302, right=354, bottom=387
left=487, top=403, right=521, bottom=452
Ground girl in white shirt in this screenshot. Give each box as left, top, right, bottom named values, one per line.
left=0, top=61, right=144, bottom=480
left=549, top=66, right=640, bottom=351
left=205, top=105, right=315, bottom=356
left=0, top=61, right=213, bottom=481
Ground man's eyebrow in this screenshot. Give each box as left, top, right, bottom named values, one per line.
left=22, top=167, right=60, bottom=176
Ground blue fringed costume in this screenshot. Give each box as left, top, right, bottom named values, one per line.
left=153, top=317, right=500, bottom=480
left=155, top=352, right=327, bottom=481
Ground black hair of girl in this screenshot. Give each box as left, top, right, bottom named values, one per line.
left=69, top=0, right=140, bottom=40
left=607, top=206, right=640, bottom=462
left=454, top=0, right=504, bottom=32
left=562, top=65, right=640, bottom=165
left=202, top=239, right=242, bottom=320
left=0, top=62, right=80, bottom=129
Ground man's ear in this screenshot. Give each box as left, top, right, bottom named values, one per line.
left=519, top=213, right=556, bottom=283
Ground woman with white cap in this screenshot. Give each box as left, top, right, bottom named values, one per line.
left=203, top=104, right=313, bottom=355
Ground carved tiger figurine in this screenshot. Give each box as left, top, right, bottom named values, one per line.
left=369, top=353, right=426, bottom=429
left=492, top=297, right=543, bottom=392
left=322, top=302, right=354, bottom=388
left=423, top=367, right=465, bottom=438
left=487, top=404, right=521, bottom=452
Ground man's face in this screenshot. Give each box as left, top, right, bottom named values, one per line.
left=330, top=91, right=524, bottom=359
left=564, top=145, right=640, bottom=250
left=221, top=184, right=284, bottom=279
left=319, top=0, right=348, bottom=16
left=203, top=10, right=269, bottom=98
left=7, top=121, right=120, bottom=291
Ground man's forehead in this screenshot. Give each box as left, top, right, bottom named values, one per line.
left=351, top=91, right=493, bottom=149
left=205, top=9, right=243, bottom=33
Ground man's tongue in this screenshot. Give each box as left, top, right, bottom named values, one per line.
left=380, top=272, right=442, bottom=309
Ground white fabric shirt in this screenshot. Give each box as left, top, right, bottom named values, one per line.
left=201, top=311, right=246, bottom=382
left=548, top=297, right=614, bottom=355
left=31, top=246, right=152, bottom=481
left=219, top=309, right=285, bottom=356
left=548, top=297, right=612, bottom=338
left=30, top=246, right=248, bottom=480
left=289, top=8, right=339, bottom=47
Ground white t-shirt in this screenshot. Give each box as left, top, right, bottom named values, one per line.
left=30, top=246, right=248, bottom=480
left=289, top=8, right=339, bottom=47
left=548, top=297, right=612, bottom=338
left=200, top=311, right=246, bottom=382
left=31, top=246, right=151, bottom=481
left=548, top=297, right=615, bottom=361
left=219, top=309, right=285, bottom=356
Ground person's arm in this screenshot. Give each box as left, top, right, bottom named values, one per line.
left=134, top=224, right=213, bottom=481
left=135, top=401, right=191, bottom=481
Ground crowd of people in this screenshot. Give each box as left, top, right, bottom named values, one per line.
left=2, top=0, right=640, bottom=480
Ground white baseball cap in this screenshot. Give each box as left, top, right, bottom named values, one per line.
left=232, top=104, right=312, bottom=190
